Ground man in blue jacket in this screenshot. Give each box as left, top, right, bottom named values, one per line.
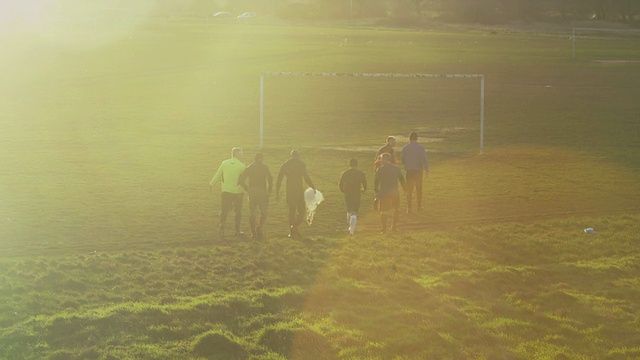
left=401, top=132, right=429, bottom=214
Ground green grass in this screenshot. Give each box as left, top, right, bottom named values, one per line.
left=1, top=216, right=639, bottom=359
left=1, top=19, right=639, bottom=359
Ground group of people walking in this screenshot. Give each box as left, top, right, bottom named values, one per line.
left=341, top=131, right=429, bottom=235
left=209, top=132, right=428, bottom=240
left=210, top=149, right=315, bottom=240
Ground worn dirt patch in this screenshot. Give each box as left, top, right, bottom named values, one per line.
left=320, top=127, right=471, bottom=152
left=592, top=59, right=640, bottom=64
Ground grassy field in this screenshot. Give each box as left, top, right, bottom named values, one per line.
left=1, top=18, right=640, bottom=359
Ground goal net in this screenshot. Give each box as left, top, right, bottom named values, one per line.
left=259, top=72, right=485, bottom=154
left=572, top=27, right=640, bottom=61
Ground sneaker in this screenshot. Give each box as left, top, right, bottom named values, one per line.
left=288, top=226, right=300, bottom=239
left=235, top=230, right=245, bottom=237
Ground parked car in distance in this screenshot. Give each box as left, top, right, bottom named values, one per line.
left=212, top=12, right=231, bottom=18
left=237, top=12, right=256, bottom=19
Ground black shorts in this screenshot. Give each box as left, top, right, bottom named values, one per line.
left=378, top=193, right=400, bottom=212
left=221, top=192, right=243, bottom=213
left=286, top=191, right=305, bottom=211
left=248, top=187, right=269, bottom=214
left=344, top=192, right=361, bottom=214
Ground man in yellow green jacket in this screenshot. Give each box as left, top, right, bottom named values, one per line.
left=210, top=147, right=246, bottom=239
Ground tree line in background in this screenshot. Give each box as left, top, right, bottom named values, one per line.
left=176, top=0, right=640, bottom=25
left=61, top=0, right=640, bottom=26
left=276, top=0, right=640, bottom=25
left=399, top=0, right=640, bottom=24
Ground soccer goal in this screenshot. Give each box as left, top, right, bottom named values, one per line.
left=259, top=72, right=485, bottom=154
left=571, top=27, right=640, bottom=60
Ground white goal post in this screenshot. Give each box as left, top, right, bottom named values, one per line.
left=259, top=72, right=485, bottom=154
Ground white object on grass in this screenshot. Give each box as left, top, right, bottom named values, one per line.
left=304, top=188, right=324, bottom=225
left=237, top=12, right=256, bottom=19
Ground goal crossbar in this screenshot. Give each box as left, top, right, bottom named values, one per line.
left=259, top=72, right=485, bottom=153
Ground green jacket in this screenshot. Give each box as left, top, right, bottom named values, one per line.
left=209, top=157, right=246, bottom=194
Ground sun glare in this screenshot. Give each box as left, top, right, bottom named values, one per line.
left=0, top=0, right=52, bottom=27
left=0, top=0, right=159, bottom=50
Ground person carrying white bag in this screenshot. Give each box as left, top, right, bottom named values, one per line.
left=276, top=150, right=316, bottom=239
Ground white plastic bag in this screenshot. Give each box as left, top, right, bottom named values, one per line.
left=304, top=188, right=324, bottom=225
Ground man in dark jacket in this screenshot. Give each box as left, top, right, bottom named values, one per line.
left=375, top=153, right=405, bottom=234
left=339, top=158, right=367, bottom=236
left=238, top=152, right=273, bottom=240
left=276, top=150, right=316, bottom=238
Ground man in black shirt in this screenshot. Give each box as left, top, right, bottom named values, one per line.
left=339, top=158, right=367, bottom=236
left=238, top=153, right=273, bottom=240
left=374, top=136, right=396, bottom=171
left=374, top=153, right=405, bottom=234
left=276, top=150, right=316, bottom=238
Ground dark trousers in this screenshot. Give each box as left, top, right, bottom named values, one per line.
left=405, top=170, right=423, bottom=209
left=379, top=192, right=400, bottom=231
left=220, top=192, right=243, bottom=231
left=286, top=191, right=305, bottom=228
left=248, top=187, right=269, bottom=233
left=344, top=192, right=361, bottom=214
